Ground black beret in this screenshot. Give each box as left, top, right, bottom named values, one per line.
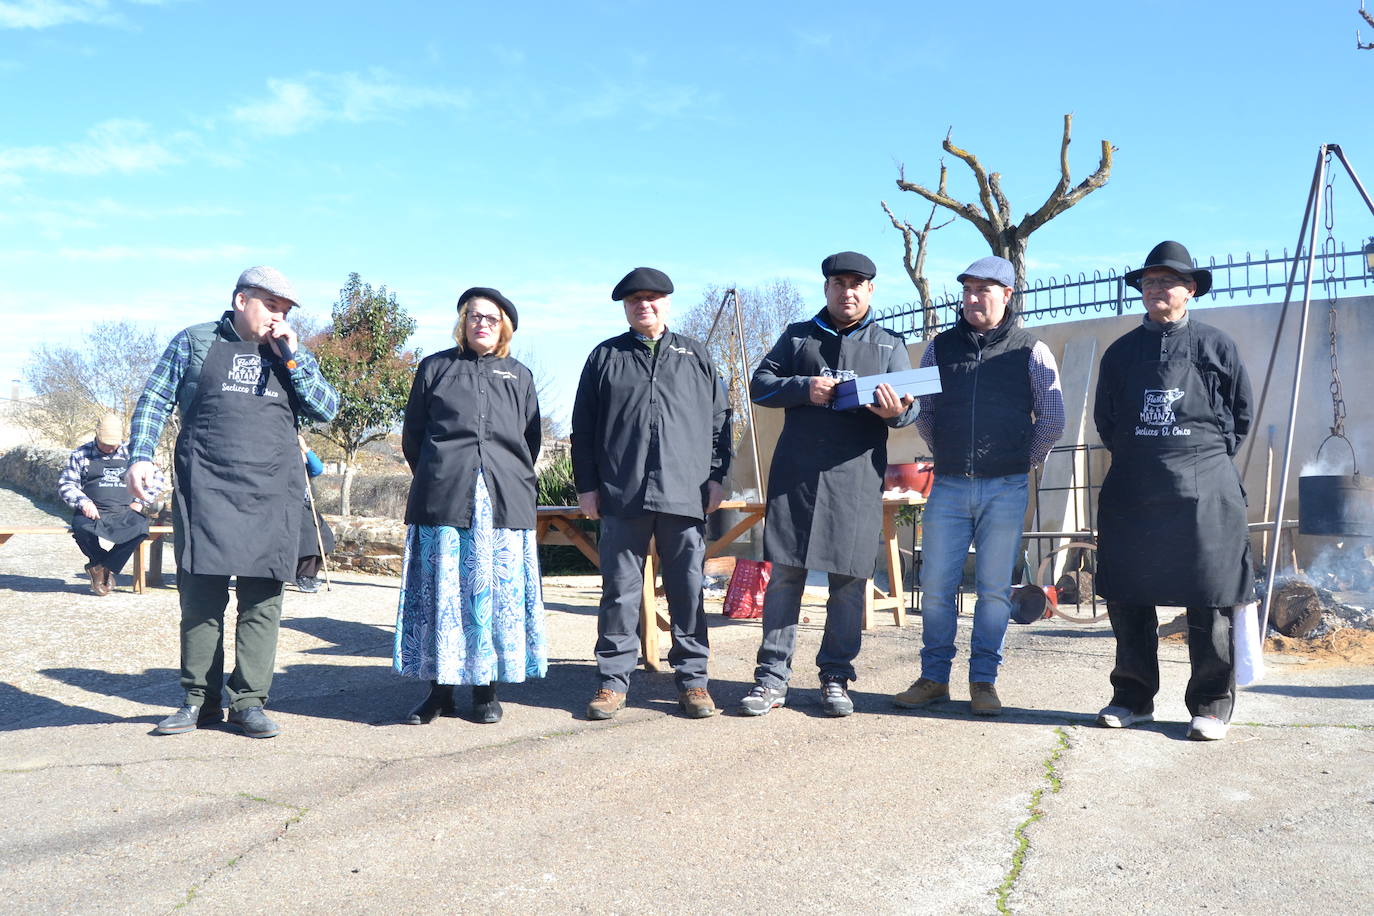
left=611, top=267, right=674, bottom=302
left=457, top=286, right=518, bottom=330
left=821, top=251, right=877, bottom=280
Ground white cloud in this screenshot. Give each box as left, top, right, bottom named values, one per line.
left=559, top=81, right=715, bottom=125
left=230, top=69, right=469, bottom=137
left=0, top=0, right=114, bottom=29
left=0, top=119, right=178, bottom=176
left=53, top=243, right=271, bottom=262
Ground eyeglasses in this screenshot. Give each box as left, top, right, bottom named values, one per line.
left=467, top=312, right=503, bottom=327
left=1139, top=275, right=1188, bottom=290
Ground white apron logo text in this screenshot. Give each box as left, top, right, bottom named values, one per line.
left=222, top=354, right=279, bottom=397
left=1136, top=387, right=1189, bottom=437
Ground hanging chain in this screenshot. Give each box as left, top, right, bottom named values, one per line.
left=1321, top=149, right=1347, bottom=440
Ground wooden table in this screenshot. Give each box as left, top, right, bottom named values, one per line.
left=535, top=493, right=921, bottom=670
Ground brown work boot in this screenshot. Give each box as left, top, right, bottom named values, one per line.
left=678, top=686, right=716, bottom=719
left=586, top=687, right=626, bottom=721
left=85, top=563, right=111, bottom=597
left=892, top=677, right=949, bottom=709
left=969, top=681, right=1003, bottom=716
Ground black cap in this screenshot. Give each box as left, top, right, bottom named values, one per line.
left=612, top=267, right=674, bottom=302
left=1123, top=241, right=1212, bottom=298
left=457, top=287, right=518, bottom=330
left=821, top=251, right=876, bottom=280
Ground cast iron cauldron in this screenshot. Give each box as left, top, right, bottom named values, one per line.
left=1298, top=436, right=1374, bottom=537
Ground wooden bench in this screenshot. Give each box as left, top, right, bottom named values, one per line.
left=0, top=525, right=174, bottom=594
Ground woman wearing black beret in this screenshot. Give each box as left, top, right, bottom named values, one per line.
left=393, top=287, right=546, bottom=724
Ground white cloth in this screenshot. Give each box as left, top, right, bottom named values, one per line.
left=1233, top=601, right=1264, bottom=686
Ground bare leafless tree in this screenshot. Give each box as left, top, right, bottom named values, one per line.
left=880, top=198, right=954, bottom=340
left=1359, top=0, right=1374, bottom=49
left=22, top=321, right=163, bottom=447
left=677, top=280, right=807, bottom=443
left=892, top=114, right=1115, bottom=305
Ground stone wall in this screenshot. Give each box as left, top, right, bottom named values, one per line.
left=326, top=515, right=406, bottom=576
left=0, top=446, right=68, bottom=508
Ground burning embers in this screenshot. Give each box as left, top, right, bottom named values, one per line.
left=1266, top=543, right=1374, bottom=638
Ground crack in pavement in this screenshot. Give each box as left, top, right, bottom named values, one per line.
left=994, top=725, right=1069, bottom=915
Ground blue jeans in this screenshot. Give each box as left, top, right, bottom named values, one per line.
left=919, top=473, right=1028, bottom=684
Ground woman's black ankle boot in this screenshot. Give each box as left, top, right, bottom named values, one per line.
left=472, top=683, right=502, bottom=724
left=406, top=682, right=451, bottom=725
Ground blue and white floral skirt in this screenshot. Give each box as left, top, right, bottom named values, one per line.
left=393, top=471, right=547, bottom=685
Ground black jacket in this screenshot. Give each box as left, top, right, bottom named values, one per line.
left=927, top=316, right=1036, bottom=477
left=571, top=330, right=732, bottom=520
left=750, top=310, right=916, bottom=579
left=402, top=347, right=541, bottom=529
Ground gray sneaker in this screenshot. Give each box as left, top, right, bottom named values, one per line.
left=1096, top=704, right=1154, bottom=729
left=819, top=676, right=854, bottom=717
left=738, top=684, right=787, bottom=716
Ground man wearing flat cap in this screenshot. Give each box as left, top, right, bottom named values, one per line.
left=58, top=414, right=157, bottom=595
left=1092, top=241, right=1253, bottom=741
left=894, top=255, right=1064, bottom=717
left=739, top=251, right=916, bottom=718
left=128, top=266, right=339, bottom=739
left=571, top=266, right=732, bottom=720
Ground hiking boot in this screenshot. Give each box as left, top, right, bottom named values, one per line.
left=819, top=676, right=854, bottom=717
left=154, top=703, right=223, bottom=735
left=586, top=688, right=626, bottom=721
left=472, top=684, right=502, bottom=724
left=295, top=576, right=319, bottom=594
left=86, top=563, right=111, bottom=597
left=228, top=706, right=281, bottom=739
left=737, top=684, right=787, bottom=716
left=893, top=678, right=950, bottom=709
left=969, top=682, right=1002, bottom=717
left=1186, top=715, right=1229, bottom=741
left=678, top=687, right=717, bottom=719
left=1096, top=704, right=1154, bottom=729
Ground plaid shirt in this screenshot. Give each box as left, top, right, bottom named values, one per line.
left=129, top=312, right=339, bottom=464
left=58, top=440, right=165, bottom=508
left=915, top=335, right=1066, bottom=468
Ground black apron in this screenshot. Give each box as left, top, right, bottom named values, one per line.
left=298, top=497, right=335, bottom=558
left=71, top=449, right=149, bottom=544
left=173, top=337, right=302, bottom=580
left=1096, top=336, right=1253, bottom=606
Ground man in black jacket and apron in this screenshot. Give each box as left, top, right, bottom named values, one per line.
left=1093, top=241, right=1254, bottom=741
left=571, top=267, right=732, bottom=721
left=127, top=267, right=339, bottom=739
left=739, top=251, right=916, bottom=717
left=58, top=415, right=152, bottom=595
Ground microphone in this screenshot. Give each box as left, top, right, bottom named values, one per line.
left=274, top=335, right=299, bottom=370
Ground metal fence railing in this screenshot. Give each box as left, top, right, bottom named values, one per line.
left=874, top=242, right=1374, bottom=340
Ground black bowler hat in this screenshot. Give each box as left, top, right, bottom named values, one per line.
left=611, top=267, right=674, bottom=302
left=1124, top=241, right=1212, bottom=297
left=821, top=251, right=876, bottom=280
left=457, top=287, right=518, bottom=330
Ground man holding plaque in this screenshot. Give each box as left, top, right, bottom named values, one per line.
left=739, top=251, right=916, bottom=717
left=895, top=255, right=1064, bottom=716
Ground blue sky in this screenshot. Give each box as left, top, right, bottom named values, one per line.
left=1, top=0, right=1371, bottom=424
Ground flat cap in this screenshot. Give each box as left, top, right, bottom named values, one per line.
left=821, top=251, right=876, bottom=280
left=95, top=414, right=123, bottom=447
left=236, top=266, right=300, bottom=308
left=612, top=267, right=674, bottom=302
left=457, top=286, right=518, bottom=330
left=957, top=255, right=1015, bottom=289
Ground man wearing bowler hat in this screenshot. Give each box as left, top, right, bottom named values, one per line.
left=1093, top=241, right=1253, bottom=741
left=127, top=266, right=339, bottom=739
left=571, top=267, right=732, bottom=720
left=739, top=251, right=916, bottom=717
left=893, top=255, right=1064, bottom=717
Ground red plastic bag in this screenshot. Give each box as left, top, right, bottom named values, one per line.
left=723, top=559, right=772, bottom=619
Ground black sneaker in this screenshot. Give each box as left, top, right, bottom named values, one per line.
left=295, top=576, right=319, bottom=593
left=154, top=703, right=223, bottom=735
left=228, top=706, right=281, bottom=739
left=819, top=676, right=854, bottom=717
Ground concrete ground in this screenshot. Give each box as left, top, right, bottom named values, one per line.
left=1, top=487, right=1372, bottom=915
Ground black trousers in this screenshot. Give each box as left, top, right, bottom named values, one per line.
left=71, top=530, right=145, bottom=577
left=1106, top=603, right=1235, bottom=721
left=594, top=513, right=709, bottom=691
